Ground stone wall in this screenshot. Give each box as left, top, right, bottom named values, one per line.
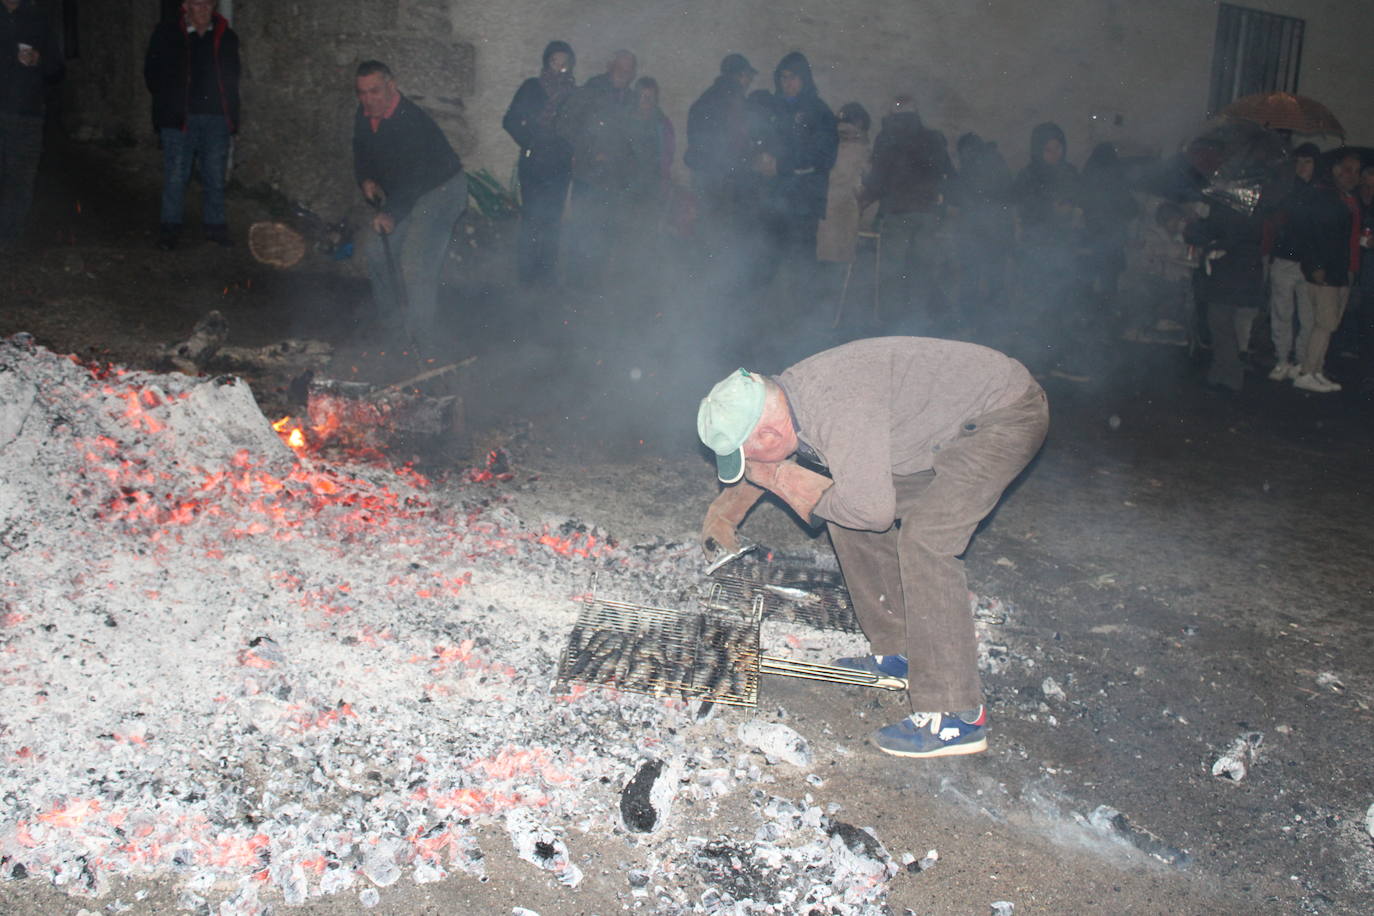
left=61, top=0, right=474, bottom=215
left=458, top=0, right=1374, bottom=182
left=229, top=0, right=474, bottom=213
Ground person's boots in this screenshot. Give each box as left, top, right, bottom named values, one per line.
left=157, top=223, right=180, bottom=251
left=204, top=224, right=233, bottom=247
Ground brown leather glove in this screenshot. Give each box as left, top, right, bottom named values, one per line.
left=700, top=481, right=764, bottom=558
left=745, top=460, right=832, bottom=525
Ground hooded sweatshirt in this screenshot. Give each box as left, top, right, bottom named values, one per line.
left=1011, top=122, right=1079, bottom=236
left=503, top=40, right=576, bottom=180
left=767, top=51, right=838, bottom=220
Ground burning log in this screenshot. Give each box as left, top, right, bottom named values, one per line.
left=303, top=375, right=465, bottom=457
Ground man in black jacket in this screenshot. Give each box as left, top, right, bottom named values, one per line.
left=1, top=0, right=64, bottom=248
left=352, top=60, right=466, bottom=343
left=1288, top=149, right=1361, bottom=392
left=143, top=0, right=240, bottom=250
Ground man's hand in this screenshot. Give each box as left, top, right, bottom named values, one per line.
left=755, top=152, right=777, bottom=179
left=1312, top=267, right=1327, bottom=285
left=360, top=179, right=383, bottom=204
left=700, top=481, right=764, bottom=560
left=17, top=46, right=40, bottom=68
left=745, top=460, right=832, bottom=525
left=371, top=212, right=396, bottom=235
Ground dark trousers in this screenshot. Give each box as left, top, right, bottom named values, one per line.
left=0, top=114, right=43, bottom=243
left=517, top=164, right=569, bottom=285
left=828, top=384, right=1049, bottom=713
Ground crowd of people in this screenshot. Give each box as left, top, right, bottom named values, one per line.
left=3, top=0, right=1371, bottom=392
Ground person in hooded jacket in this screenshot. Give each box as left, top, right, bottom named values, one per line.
left=756, top=52, right=837, bottom=299
left=503, top=40, right=576, bottom=286
left=143, top=0, right=241, bottom=250
left=1, top=0, right=64, bottom=249
left=1009, top=122, right=1083, bottom=352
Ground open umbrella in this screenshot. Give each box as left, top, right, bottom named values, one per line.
left=1218, top=92, right=1345, bottom=138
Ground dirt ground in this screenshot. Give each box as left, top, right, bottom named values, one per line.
left=3, top=139, right=1373, bottom=915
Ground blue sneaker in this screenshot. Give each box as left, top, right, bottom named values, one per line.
left=834, top=653, right=908, bottom=679
left=874, top=707, right=988, bottom=758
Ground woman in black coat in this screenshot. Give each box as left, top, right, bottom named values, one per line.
left=503, top=41, right=576, bottom=285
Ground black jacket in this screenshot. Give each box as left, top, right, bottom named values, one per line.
left=766, top=52, right=837, bottom=221
left=862, top=111, right=953, bottom=215
left=1289, top=181, right=1359, bottom=286
left=503, top=74, right=574, bottom=182
left=0, top=0, right=64, bottom=118
left=685, top=74, right=751, bottom=182
left=143, top=12, right=240, bottom=133
left=353, top=95, right=463, bottom=224
left=1184, top=203, right=1265, bottom=308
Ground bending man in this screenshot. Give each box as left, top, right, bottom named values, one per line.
left=352, top=60, right=466, bottom=342
left=697, top=337, right=1048, bottom=757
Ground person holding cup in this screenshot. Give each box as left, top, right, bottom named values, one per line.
left=0, top=0, right=65, bottom=248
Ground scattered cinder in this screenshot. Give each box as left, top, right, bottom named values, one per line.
left=506, top=808, right=584, bottom=888
left=737, top=720, right=813, bottom=767
left=620, top=757, right=681, bottom=834
left=1041, top=676, right=1067, bottom=701
left=1211, top=732, right=1264, bottom=782
left=1315, top=672, right=1345, bottom=693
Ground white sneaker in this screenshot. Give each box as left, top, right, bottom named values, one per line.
left=1315, top=373, right=1343, bottom=392
left=1293, top=372, right=1337, bottom=393
left=1268, top=361, right=1293, bottom=381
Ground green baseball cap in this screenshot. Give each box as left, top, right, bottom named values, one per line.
left=697, top=368, right=765, bottom=483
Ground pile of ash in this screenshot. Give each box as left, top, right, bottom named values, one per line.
left=0, top=336, right=902, bottom=914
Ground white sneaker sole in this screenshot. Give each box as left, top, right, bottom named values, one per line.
left=875, top=736, right=988, bottom=758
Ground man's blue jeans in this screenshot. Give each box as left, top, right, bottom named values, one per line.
left=160, top=115, right=230, bottom=227
left=363, top=171, right=468, bottom=340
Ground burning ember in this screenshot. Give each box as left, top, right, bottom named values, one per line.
left=0, top=335, right=900, bottom=914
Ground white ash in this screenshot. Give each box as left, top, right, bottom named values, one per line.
left=737, top=721, right=812, bottom=768
left=0, top=338, right=914, bottom=914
